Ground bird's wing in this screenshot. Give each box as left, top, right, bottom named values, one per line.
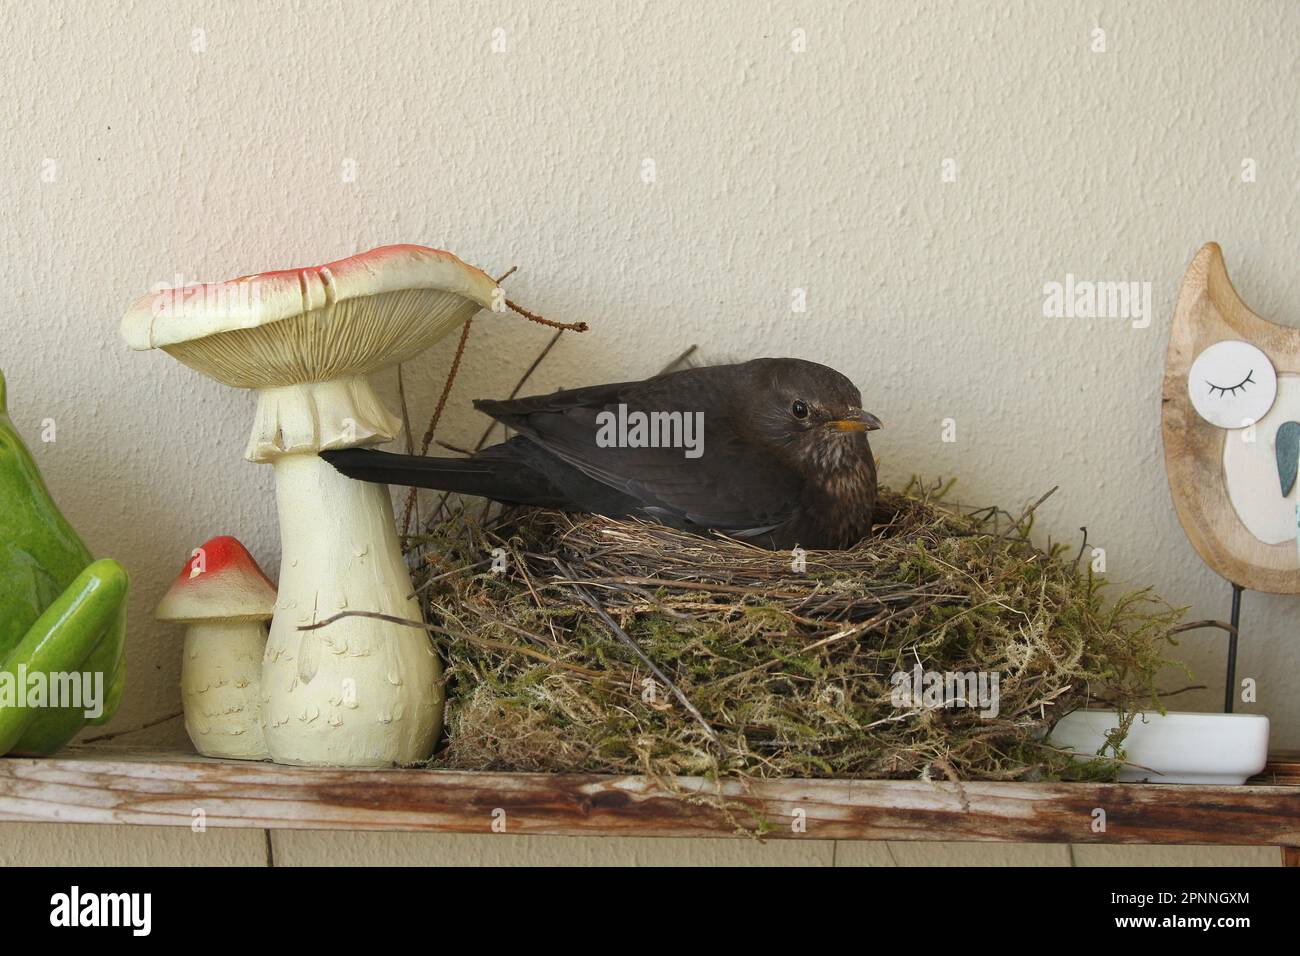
left=474, top=373, right=803, bottom=531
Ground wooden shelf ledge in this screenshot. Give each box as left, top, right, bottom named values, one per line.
left=1, top=748, right=1298, bottom=851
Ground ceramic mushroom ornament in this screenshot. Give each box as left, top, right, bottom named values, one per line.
left=122, top=245, right=502, bottom=766
left=1162, top=242, right=1300, bottom=594
left=158, top=536, right=275, bottom=760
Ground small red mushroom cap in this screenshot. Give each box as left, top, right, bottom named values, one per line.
left=155, top=535, right=278, bottom=624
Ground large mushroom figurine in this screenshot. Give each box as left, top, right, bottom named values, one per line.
left=122, top=245, right=501, bottom=766
left=158, top=536, right=275, bottom=760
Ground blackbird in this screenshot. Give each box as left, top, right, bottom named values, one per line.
left=321, top=358, right=882, bottom=550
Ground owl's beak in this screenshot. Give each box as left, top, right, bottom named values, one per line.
left=828, top=409, right=883, bottom=432
left=1276, top=421, right=1300, bottom=496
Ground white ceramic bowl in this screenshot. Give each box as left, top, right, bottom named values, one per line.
left=1048, top=710, right=1270, bottom=785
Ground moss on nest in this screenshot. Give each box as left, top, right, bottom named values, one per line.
left=410, top=479, right=1182, bottom=785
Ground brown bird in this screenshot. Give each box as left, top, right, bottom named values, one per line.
left=322, top=358, right=882, bottom=550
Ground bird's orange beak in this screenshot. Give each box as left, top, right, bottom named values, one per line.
left=828, top=409, right=883, bottom=432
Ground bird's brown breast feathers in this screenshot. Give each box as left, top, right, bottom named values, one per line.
left=798, top=456, right=878, bottom=549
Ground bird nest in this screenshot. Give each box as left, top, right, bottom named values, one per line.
left=411, top=479, right=1181, bottom=787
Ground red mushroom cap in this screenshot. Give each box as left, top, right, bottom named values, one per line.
left=119, top=243, right=500, bottom=351
left=156, top=535, right=278, bottom=624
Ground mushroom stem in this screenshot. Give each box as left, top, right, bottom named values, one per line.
left=247, top=376, right=401, bottom=461
left=261, top=451, right=441, bottom=767
left=181, top=620, right=269, bottom=760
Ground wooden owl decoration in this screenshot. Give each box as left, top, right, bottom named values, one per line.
left=1163, top=242, right=1300, bottom=593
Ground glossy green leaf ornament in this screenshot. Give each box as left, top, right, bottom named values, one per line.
left=0, top=369, right=127, bottom=755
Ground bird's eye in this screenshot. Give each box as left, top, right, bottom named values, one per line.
left=791, top=400, right=809, bottom=419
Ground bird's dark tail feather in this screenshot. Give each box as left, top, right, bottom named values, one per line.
left=319, top=448, right=566, bottom=507
left=321, top=448, right=503, bottom=492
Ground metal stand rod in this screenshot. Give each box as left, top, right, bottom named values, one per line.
left=1224, top=583, right=1243, bottom=714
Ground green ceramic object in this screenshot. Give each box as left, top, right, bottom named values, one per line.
left=0, top=369, right=127, bottom=755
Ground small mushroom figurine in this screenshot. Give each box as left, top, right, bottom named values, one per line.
left=157, top=536, right=276, bottom=760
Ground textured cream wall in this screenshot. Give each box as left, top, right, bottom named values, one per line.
left=2, top=1, right=1295, bottom=866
